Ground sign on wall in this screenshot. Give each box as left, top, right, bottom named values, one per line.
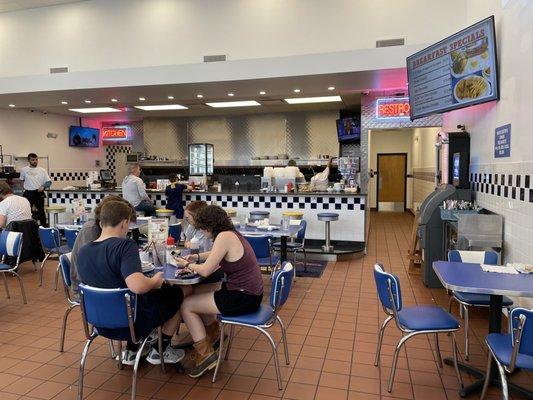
left=494, top=124, right=511, bottom=158
left=102, top=125, right=131, bottom=143
left=376, top=97, right=411, bottom=119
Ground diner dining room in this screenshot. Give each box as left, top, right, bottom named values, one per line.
left=1, top=1, right=533, bottom=400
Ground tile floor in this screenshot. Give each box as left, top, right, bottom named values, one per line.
left=1, top=212, right=531, bottom=400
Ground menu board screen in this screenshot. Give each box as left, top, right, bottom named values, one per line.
left=407, top=16, right=498, bottom=120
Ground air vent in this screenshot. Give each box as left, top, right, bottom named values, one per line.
left=376, top=38, right=405, bottom=48
left=203, top=54, right=227, bottom=63
left=259, top=99, right=285, bottom=106
left=49, top=66, right=69, bottom=74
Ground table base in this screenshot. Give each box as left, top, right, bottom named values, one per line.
left=444, top=358, right=533, bottom=398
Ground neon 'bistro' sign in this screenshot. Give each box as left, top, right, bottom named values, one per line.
left=376, top=97, right=411, bottom=119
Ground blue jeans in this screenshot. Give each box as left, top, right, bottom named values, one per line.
left=135, top=200, right=156, bottom=216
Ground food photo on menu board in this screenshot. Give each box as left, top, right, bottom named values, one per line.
left=406, top=16, right=499, bottom=120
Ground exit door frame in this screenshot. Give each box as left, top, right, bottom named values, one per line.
left=376, top=152, right=408, bottom=212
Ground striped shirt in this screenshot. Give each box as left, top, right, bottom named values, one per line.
left=0, top=194, right=32, bottom=226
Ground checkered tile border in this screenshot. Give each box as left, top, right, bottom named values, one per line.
left=49, top=191, right=108, bottom=206
left=471, top=173, right=532, bottom=202
left=50, top=171, right=90, bottom=182
left=105, top=145, right=132, bottom=179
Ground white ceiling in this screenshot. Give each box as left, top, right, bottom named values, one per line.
left=0, top=0, right=83, bottom=13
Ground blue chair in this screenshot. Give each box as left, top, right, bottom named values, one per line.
left=64, top=228, right=79, bottom=250
left=212, top=262, right=294, bottom=390
left=169, top=224, right=182, bottom=243
left=373, top=263, right=463, bottom=392
left=481, top=308, right=533, bottom=400
left=58, top=254, right=79, bottom=352
left=448, top=250, right=513, bottom=360
left=273, top=219, right=307, bottom=271
left=78, top=284, right=166, bottom=400
left=38, top=227, right=70, bottom=289
left=0, top=231, right=27, bottom=304
left=244, top=234, right=279, bottom=274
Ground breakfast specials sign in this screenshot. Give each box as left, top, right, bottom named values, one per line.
left=407, top=16, right=498, bottom=120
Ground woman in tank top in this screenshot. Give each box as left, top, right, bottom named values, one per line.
left=176, top=205, right=263, bottom=379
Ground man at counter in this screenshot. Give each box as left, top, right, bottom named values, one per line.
left=0, top=181, right=32, bottom=229
left=122, top=163, right=156, bottom=216
left=20, top=153, right=52, bottom=227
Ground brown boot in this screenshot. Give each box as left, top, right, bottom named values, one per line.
left=205, top=321, right=220, bottom=347
left=187, top=337, right=219, bottom=378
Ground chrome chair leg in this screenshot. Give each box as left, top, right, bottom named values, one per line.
left=435, top=333, right=443, bottom=368
left=463, top=305, right=470, bottom=361
left=224, top=325, right=234, bottom=361
left=59, top=304, right=79, bottom=351
left=257, top=326, right=283, bottom=390
left=12, top=272, right=27, bottom=304
left=459, top=302, right=464, bottom=319
left=131, top=337, right=150, bottom=400
left=54, top=264, right=60, bottom=291
left=108, top=340, right=117, bottom=359
left=116, top=341, right=123, bottom=370
left=480, top=351, right=493, bottom=400
left=157, top=327, right=165, bottom=374
left=276, top=315, right=290, bottom=365
left=2, top=272, right=10, bottom=299
left=448, top=295, right=456, bottom=313
left=374, top=315, right=393, bottom=366
left=495, top=358, right=509, bottom=400
left=78, top=336, right=95, bottom=400
left=451, top=333, right=463, bottom=389
left=388, top=332, right=415, bottom=392
left=212, top=323, right=226, bottom=383
left=302, top=248, right=307, bottom=272
left=39, top=253, right=51, bottom=287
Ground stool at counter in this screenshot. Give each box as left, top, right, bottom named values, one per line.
left=317, top=213, right=339, bottom=252
left=45, top=205, right=66, bottom=228
left=249, top=210, right=270, bottom=222
left=281, top=211, right=303, bottom=221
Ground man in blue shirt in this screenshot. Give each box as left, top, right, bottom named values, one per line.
left=77, top=200, right=185, bottom=365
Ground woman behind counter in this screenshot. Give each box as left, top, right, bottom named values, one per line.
left=165, top=174, right=193, bottom=220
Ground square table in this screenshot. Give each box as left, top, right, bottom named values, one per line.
left=433, top=261, right=533, bottom=398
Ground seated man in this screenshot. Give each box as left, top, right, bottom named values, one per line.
left=0, top=181, right=32, bottom=229
left=77, top=200, right=184, bottom=365
left=122, top=163, right=156, bottom=216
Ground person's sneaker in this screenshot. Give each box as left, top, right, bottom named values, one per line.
left=146, top=345, right=185, bottom=365
left=116, top=346, right=150, bottom=366
left=187, top=350, right=219, bottom=378
left=147, top=331, right=158, bottom=345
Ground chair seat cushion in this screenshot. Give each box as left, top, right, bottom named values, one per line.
left=486, top=333, right=533, bottom=370
left=398, top=306, right=459, bottom=331
left=220, top=304, right=274, bottom=326
left=257, top=255, right=279, bottom=266
left=0, top=263, right=13, bottom=271
left=272, top=241, right=303, bottom=249
left=453, top=291, right=513, bottom=307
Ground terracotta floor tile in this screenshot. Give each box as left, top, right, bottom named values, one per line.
left=348, top=376, right=380, bottom=395
left=294, top=356, right=324, bottom=372
left=322, top=359, right=351, bottom=375
left=347, top=391, right=380, bottom=400
left=252, top=379, right=283, bottom=398
left=282, top=382, right=316, bottom=400
left=289, top=369, right=321, bottom=386
left=412, top=384, right=447, bottom=400
left=152, top=382, right=191, bottom=400
left=224, top=375, right=259, bottom=393
left=315, top=386, right=348, bottom=400
left=216, top=389, right=251, bottom=400
left=0, top=373, right=20, bottom=390
left=26, top=381, right=69, bottom=400
left=182, top=386, right=220, bottom=400
left=2, top=376, right=44, bottom=395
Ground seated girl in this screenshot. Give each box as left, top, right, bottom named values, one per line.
left=176, top=205, right=263, bottom=378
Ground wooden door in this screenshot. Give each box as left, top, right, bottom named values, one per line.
left=377, top=154, right=407, bottom=211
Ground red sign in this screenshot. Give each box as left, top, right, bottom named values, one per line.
left=376, top=97, right=411, bottom=119
left=102, top=127, right=128, bottom=139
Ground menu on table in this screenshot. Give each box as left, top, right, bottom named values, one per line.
left=407, top=16, right=498, bottom=120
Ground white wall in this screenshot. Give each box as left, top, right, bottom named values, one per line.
left=442, top=0, right=533, bottom=307
left=0, top=0, right=468, bottom=79
left=368, top=129, right=413, bottom=210
left=412, top=127, right=439, bottom=210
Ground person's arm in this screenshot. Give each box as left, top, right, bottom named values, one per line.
left=176, top=232, right=234, bottom=277
left=120, top=240, right=162, bottom=294
left=184, top=184, right=193, bottom=192
left=125, top=272, right=163, bottom=294
left=19, top=168, right=26, bottom=181
left=136, top=178, right=151, bottom=202
left=0, top=214, right=6, bottom=229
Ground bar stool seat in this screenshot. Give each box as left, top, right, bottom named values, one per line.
left=317, top=213, right=339, bottom=252
left=250, top=210, right=270, bottom=222
left=155, top=209, right=174, bottom=218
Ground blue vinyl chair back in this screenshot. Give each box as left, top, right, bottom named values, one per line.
left=373, top=264, right=402, bottom=312
left=64, top=228, right=78, bottom=250
left=448, top=250, right=498, bottom=265
left=270, top=262, right=294, bottom=310
left=39, top=227, right=61, bottom=250
left=245, top=235, right=271, bottom=259
left=78, top=284, right=135, bottom=330
left=295, top=220, right=307, bottom=242
left=511, top=308, right=533, bottom=357
left=169, top=224, right=182, bottom=243
left=0, top=230, right=23, bottom=258
left=59, top=254, right=72, bottom=287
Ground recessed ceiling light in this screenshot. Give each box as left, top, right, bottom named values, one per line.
left=196, top=94, right=204, bottom=98
left=69, top=107, right=122, bottom=113
left=84, top=100, right=91, bottom=104
left=293, top=89, right=301, bottom=93
left=328, top=86, right=335, bottom=91
left=111, top=98, right=118, bottom=102
left=134, top=104, right=188, bottom=111
left=259, top=91, right=266, bottom=95
left=206, top=100, right=261, bottom=108
left=139, top=97, right=146, bottom=101
left=8, top=104, right=15, bottom=108
left=284, top=96, right=342, bottom=104
left=61, top=101, right=68, bottom=105
left=167, top=96, right=174, bottom=100
left=227, top=93, right=234, bottom=97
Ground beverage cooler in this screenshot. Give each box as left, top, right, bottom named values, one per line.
left=188, top=143, right=214, bottom=176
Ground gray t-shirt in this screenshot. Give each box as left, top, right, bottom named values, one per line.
left=122, top=175, right=149, bottom=207
left=70, top=220, right=101, bottom=294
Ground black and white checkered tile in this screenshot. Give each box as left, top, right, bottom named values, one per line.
left=50, top=171, right=90, bottom=182
left=105, top=145, right=132, bottom=180
left=49, top=191, right=108, bottom=206
left=471, top=173, right=532, bottom=202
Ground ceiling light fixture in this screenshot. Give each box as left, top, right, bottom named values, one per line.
left=139, top=97, right=146, bottom=101
left=293, top=89, right=301, bottom=93
left=259, top=91, right=266, bottom=95
left=284, top=96, right=342, bottom=104
left=227, top=93, right=234, bottom=97
left=61, top=101, right=68, bottom=105
left=206, top=100, right=261, bottom=108
left=84, top=100, right=91, bottom=104
left=196, top=94, right=204, bottom=98
left=167, top=96, right=174, bottom=100
left=111, top=98, right=118, bottom=102
left=328, top=86, right=335, bottom=91
left=69, top=107, right=122, bottom=113
left=8, top=104, right=15, bottom=108
left=134, top=104, right=188, bottom=111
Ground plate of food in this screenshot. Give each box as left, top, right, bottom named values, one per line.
left=509, top=263, right=533, bottom=274
left=454, top=75, right=491, bottom=103
left=450, top=50, right=489, bottom=78
left=256, top=225, right=280, bottom=231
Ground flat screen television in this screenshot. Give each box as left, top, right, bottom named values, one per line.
left=69, top=126, right=100, bottom=148
left=407, top=16, right=499, bottom=120
left=336, top=117, right=361, bottom=142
